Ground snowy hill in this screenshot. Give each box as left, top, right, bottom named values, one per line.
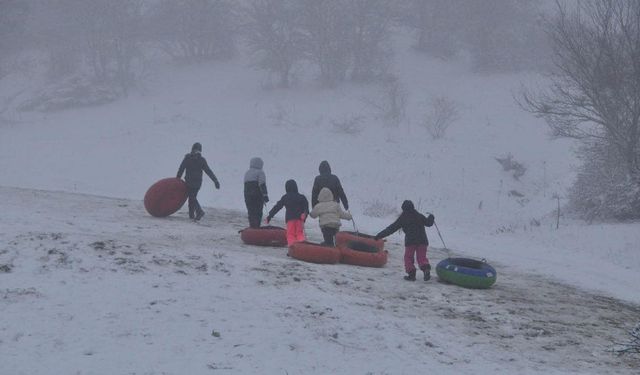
left=2, top=30, right=640, bottom=373
left=1, top=186, right=639, bottom=374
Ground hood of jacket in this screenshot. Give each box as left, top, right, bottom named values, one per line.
left=318, top=187, right=334, bottom=203
left=319, top=160, right=331, bottom=175
left=285, top=179, right=298, bottom=194
left=401, top=200, right=415, bottom=212
left=249, top=157, right=263, bottom=170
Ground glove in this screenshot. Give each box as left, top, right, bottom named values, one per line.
left=343, top=202, right=349, bottom=210
left=374, top=235, right=381, bottom=241
left=426, top=214, right=435, bottom=226
left=265, top=217, right=271, bottom=224
left=300, top=213, right=307, bottom=221
left=263, top=195, right=269, bottom=203
left=214, top=181, right=220, bottom=189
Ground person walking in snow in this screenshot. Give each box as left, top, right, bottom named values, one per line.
left=374, top=200, right=435, bottom=281
left=309, top=187, right=352, bottom=246
left=266, top=179, right=309, bottom=246
left=311, top=160, right=348, bottom=210
left=244, top=157, right=269, bottom=228
left=177, top=142, right=220, bottom=221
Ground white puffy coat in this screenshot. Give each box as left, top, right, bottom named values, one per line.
left=309, top=188, right=352, bottom=228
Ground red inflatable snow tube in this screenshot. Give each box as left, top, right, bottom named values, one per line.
left=288, top=241, right=341, bottom=264
left=336, top=231, right=388, bottom=268
left=240, top=226, right=287, bottom=247
left=144, top=178, right=188, bottom=217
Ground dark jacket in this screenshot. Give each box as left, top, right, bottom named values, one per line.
left=244, top=157, right=268, bottom=202
left=375, top=200, right=434, bottom=246
left=177, top=151, right=219, bottom=189
left=311, top=161, right=348, bottom=210
left=268, top=180, right=309, bottom=223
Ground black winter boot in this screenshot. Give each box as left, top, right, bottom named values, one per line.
left=421, top=264, right=431, bottom=281
left=195, top=210, right=205, bottom=221
left=404, top=270, right=416, bottom=281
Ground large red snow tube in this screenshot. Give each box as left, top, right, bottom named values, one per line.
left=340, top=247, right=388, bottom=268
left=336, top=231, right=385, bottom=252
left=336, top=231, right=388, bottom=267
left=144, top=178, right=188, bottom=217
left=288, top=241, right=341, bottom=264
left=240, top=226, right=287, bottom=247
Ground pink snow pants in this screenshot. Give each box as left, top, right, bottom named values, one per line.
left=404, top=244, right=429, bottom=273
left=286, top=219, right=306, bottom=246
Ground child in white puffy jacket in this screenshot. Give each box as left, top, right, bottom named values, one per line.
left=309, top=187, right=352, bottom=246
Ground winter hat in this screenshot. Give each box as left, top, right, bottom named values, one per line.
left=401, top=200, right=415, bottom=212
left=285, top=179, right=298, bottom=194
left=191, top=142, right=202, bottom=152
left=319, top=160, right=331, bottom=175
left=250, top=157, right=264, bottom=169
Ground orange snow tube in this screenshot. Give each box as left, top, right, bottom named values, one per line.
left=240, top=226, right=287, bottom=247
left=288, top=241, right=341, bottom=264
left=144, top=177, right=188, bottom=217
left=336, top=231, right=388, bottom=268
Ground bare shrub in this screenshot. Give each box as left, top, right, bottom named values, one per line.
left=268, top=104, right=298, bottom=127
left=364, top=75, right=407, bottom=128
left=362, top=199, right=398, bottom=218
left=422, top=96, right=459, bottom=139
left=495, top=153, right=527, bottom=180
left=613, top=322, right=640, bottom=356
left=149, top=0, right=237, bottom=62
left=18, top=75, right=120, bottom=112
left=245, top=0, right=304, bottom=88
left=330, top=115, right=364, bottom=135
left=34, top=0, right=145, bottom=95
left=347, top=0, right=393, bottom=82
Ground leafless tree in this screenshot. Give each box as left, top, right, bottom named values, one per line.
left=347, top=0, right=393, bottom=82
left=33, top=0, right=144, bottom=94
left=422, top=95, right=459, bottom=139
left=400, top=0, right=546, bottom=71
left=150, top=0, right=237, bottom=62
left=521, top=0, right=640, bottom=220
left=299, top=0, right=352, bottom=86
left=402, top=0, right=463, bottom=59
left=0, top=0, right=30, bottom=79
left=364, top=75, right=407, bottom=127
left=245, top=0, right=304, bottom=88
left=463, top=0, right=547, bottom=72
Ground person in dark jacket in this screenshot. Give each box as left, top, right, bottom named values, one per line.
left=177, top=142, right=220, bottom=221
left=266, top=179, right=309, bottom=245
left=311, top=160, right=348, bottom=210
left=244, top=157, right=269, bottom=228
left=374, top=200, right=435, bottom=281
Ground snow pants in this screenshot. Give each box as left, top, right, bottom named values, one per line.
left=404, top=244, right=429, bottom=273
left=245, top=194, right=263, bottom=229
left=286, top=219, right=305, bottom=246
left=320, top=226, right=338, bottom=246
left=187, top=186, right=203, bottom=219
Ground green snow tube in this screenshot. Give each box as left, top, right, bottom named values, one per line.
left=436, top=258, right=497, bottom=289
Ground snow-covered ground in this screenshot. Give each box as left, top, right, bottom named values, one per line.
left=1, top=186, right=639, bottom=374
left=1, top=37, right=639, bottom=373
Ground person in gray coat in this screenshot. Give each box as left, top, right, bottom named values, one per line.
left=244, top=157, right=269, bottom=228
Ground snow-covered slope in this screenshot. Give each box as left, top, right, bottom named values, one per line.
left=1, top=186, right=638, bottom=374
left=2, top=34, right=640, bottom=374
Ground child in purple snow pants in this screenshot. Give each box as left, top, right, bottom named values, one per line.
left=404, top=244, right=429, bottom=275
left=375, top=200, right=435, bottom=281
